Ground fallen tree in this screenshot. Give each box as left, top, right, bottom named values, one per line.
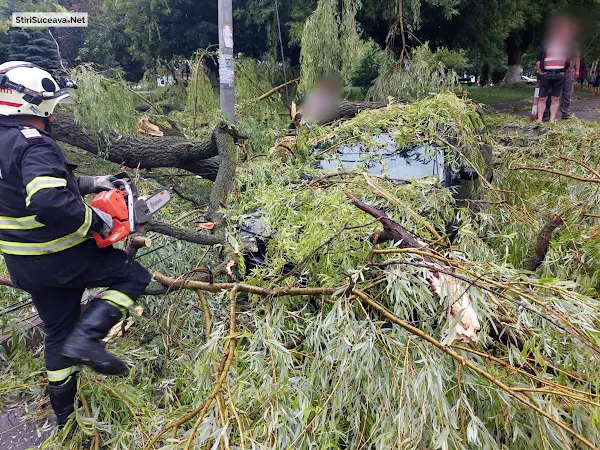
left=3, top=93, right=600, bottom=450
left=53, top=111, right=224, bottom=180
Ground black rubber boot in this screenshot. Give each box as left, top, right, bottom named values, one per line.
left=60, top=300, right=128, bottom=376
left=48, top=373, right=78, bottom=427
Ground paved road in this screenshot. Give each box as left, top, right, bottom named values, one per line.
left=495, top=90, right=600, bottom=121
left=0, top=407, right=53, bottom=450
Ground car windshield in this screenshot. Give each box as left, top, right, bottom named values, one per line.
left=315, top=134, right=445, bottom=181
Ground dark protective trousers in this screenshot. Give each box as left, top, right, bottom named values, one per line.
left=561, top=67, right=576, bottom=119
left=4, top=239, right=151, bottom=383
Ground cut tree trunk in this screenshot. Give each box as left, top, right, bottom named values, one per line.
left=52, top=112, right=223, bottom=181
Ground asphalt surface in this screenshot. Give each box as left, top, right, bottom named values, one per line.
left=495, top=90, right=600, bottom=121
left=0, top=406, right=54, bottom=450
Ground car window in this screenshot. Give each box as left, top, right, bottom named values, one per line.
left=315, top=134, right=446, bottom=181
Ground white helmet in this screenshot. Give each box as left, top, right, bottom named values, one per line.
left=0, top=61, right=75, bottom=117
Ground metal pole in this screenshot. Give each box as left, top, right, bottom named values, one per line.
left=218, top=0, right=236, bottom=124
left=274, top=0, right=289, bottom=104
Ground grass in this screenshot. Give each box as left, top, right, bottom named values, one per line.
left=466, top=85, right=534, bottom=105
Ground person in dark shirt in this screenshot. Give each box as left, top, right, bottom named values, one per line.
left=536, top=17, right=576, bottom=123
left=0, top=61, right=151, bottom=427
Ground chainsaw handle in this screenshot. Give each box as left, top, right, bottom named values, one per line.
left=92, top=220, right=130, bottom=248
left=111, top=172, right=138, bottom=197
left=111, top=172, right=132, bottom=183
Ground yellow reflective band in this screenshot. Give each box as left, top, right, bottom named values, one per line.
left=102, top=290, right=134, bottom=309
left=0, top=215, right=44, bottom=230
left=47, top=366, right=78, bottom=383
left=25, top=176, right=67, bottom=206
left=0, top=206, right=92, bottom=256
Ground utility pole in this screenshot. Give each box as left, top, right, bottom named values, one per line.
left=218, top=0, right=235, bottom=124
left=274, top=0, right=289, bottom=104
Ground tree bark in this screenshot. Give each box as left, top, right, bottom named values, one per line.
left=505, top=46, right=523, bottom=84
left=52, top=112, right=223, bottom=181
left=526, top=215, right=564, bottom=272
left=345, top=190, right=425, bottom=251
left=316, top=101, right=392, bottom=125
left=207, top=124, right=236, bottom=219
left=503, top=32, right=530, bottom=85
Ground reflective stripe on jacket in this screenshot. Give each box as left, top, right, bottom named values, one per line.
left=0, top=118, right=100, bottom=256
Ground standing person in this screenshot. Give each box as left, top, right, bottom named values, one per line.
left=560, top=18, right=581, bottom=119
left=0, top=61, right=152, bottom=426
left=577, top=57, right=587, bottom=90
left=561, top=49, right=579, bottom=119
left=588, top=71, right=596, bottom=92
left=537, top=17, right=576, bottom=124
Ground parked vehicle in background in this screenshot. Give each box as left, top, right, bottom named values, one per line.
left=458, top=75, right=476, bottom=86
left=521, top=75, right=536, bottom=85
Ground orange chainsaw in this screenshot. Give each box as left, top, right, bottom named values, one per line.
left=90, top=173, right=171, bottom=248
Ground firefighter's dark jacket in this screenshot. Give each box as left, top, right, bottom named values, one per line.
left=0, top=117, right=102, bottom=256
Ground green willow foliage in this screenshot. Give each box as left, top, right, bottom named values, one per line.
left=185, top=50, right=220, bottom=127
left=69, top=65, right=138, bottom=142
left=299, top=0, right=362, bottom=94
left=1, top=94, right=597, bottom=449
left=367, top=44, right=462, bottom=102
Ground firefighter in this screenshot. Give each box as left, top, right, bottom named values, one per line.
left=0, top=61, right=152, bottom=426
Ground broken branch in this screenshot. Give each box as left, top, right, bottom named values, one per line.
left=256, top=78, right=299, bottom=102
left=526, top=215, right=564, bottom=271
left=352, top=288, right=598, bottom=450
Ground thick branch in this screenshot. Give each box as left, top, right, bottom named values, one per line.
left=345, top=190, right=428, bottom=255
left=144, top=124, right=236, bottom=244
left=152, top=272, right=341, bottom=296
left=144, top=221, right=226, bottom=245
left=316, top=101, right=390, bottom=125
left=526, top=215, right=564, bottom=271
left=53, top=112, right=223, bottom=181
left=207, top=124, right=236, bottom=219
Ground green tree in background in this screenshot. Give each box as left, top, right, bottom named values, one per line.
left=298, top=0, right=362, bottom=93
left=77, top=7, right=145, bottom=80
left=6, top=28, right=60, bottom=69
left=102, top=0, right=218, bottom=70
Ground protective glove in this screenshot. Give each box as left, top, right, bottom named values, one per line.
left=78, top=175, right=116, bottom=195
left=91, top=207, right=114, bottom=238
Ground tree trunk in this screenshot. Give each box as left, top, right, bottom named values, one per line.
left=316, top=101, right=392, bottom=125
left=504, top=34, right=524, bottom=85
left=52, top=112, right=222, bottom=181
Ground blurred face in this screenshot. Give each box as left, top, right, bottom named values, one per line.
left=319, top=78, right=339, bottom=94
left=549, top=16, right=577, bottom=41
